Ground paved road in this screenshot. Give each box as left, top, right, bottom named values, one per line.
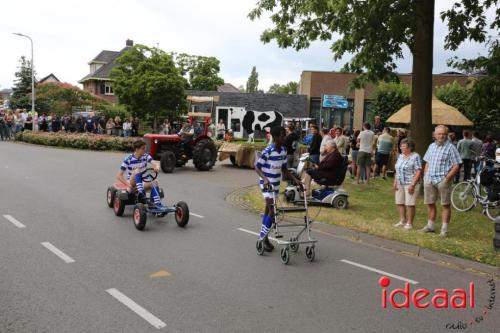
left=0, top=141, right=498, bottom=332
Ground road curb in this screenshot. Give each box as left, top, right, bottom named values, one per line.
left=226, top=185, right=500, bottom=279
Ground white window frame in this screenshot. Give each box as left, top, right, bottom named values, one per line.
left=104, top=82, right=114, bottom=95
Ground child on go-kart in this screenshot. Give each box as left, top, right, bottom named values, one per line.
left=116, top=139, right=164, bottom=208
left=255, top=126, right=301, bottom=252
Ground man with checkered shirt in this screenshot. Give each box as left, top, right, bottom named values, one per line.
left=421, top=125, right=462, bottom=237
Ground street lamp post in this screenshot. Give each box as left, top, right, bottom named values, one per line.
left=13, top=32, right=36, bottom=131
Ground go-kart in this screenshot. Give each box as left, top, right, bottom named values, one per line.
left=284, top=153, right=349, bottom=209
left=106, top=168, right=189, bottom=230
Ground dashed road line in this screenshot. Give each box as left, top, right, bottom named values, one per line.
left=3, top=215, right=26, bottom=228
left=41, top=242, right=75, bottom=263
left=340, top=259, right=419, bottom=284
left=106, top=288, right=166, bottom=329
left=237, top=227, right=278, bottom=242
left=190, top=212, right=204, bottom=218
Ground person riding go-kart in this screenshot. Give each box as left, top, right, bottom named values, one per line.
left=108, top=139, right=189, bottom=230
left=116, top=140, right=164, bottom=207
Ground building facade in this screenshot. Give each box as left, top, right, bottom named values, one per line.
left=299, top=71, right=472, bottom=130
left=79, top=40, right=134, bottom=103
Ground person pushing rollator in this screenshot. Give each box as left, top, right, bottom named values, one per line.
left=255, top=126, right=301, bottom=252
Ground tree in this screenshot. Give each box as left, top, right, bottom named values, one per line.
left=174, top=53, right=224, bottom=91
left=249, top=0, right=499, bottom=155
left=246, top=66, right=259, bottom=93
left=371, top=82, right=411, bottom=122
left=435, top=81, right=470, bottom=114
left=448, top=41, right=500, bottom=134
left=111, top=45, right=187, bottom=132
left=267, top=81, right=298, bottom=94
left=9, top=56, right=37, bottom=110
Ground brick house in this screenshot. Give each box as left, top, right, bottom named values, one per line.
left=79, top=39, right=134, bottom=103
left=298, top=71, right=476, bottom=130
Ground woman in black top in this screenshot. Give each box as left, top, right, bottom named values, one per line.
left=308, top=125, right=322, bottom=164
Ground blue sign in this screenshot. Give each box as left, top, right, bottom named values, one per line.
left=322, top=95, right=349, bottom=109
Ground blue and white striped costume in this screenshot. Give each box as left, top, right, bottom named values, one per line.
left=120, top=153, right=162, bottom=207
left=120, top=153, right=153, bottom=180
left=256, top=144, right=288, bottom=199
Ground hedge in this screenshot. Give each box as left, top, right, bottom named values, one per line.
left=15, top=131, right=135, bottom=151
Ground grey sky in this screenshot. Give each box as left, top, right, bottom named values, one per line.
left=1, top=0, right=496, bottom=92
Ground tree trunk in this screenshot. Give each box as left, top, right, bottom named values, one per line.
left=411, top=0, right=435, bottom=157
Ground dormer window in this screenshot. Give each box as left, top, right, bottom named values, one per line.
left=90, top=63, right=103, bottom=74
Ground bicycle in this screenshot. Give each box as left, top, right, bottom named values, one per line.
left=451, top=157, right=500, bottom=221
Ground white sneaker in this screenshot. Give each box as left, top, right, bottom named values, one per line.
left=420, top=225, right=435, bottom=233
left=393, top=221, right=405, bottom=227
left=403, top=224, right=413, bottom=230
left=439, top=229, right=448, bottom=237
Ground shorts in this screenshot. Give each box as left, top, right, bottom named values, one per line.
left=357, top=151, right=372, bottom=167
left=260, top=184, right=279, bottom=199
left=351, top=150, right=359, bottom=164
left=306, top=169, right=322, bottom=181
left=375, top=152, right=390, bottom=167
left=424, top=180, right=452, bottom=205
left=395, top=184, right=418, bottom=206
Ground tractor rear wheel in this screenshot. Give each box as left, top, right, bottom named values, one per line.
left=160, top=151, right=176, bottom=173
left=193, top=139, right=217, bottom=171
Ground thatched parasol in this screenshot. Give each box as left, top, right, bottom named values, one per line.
left=386, top=97, right=473, bottom=126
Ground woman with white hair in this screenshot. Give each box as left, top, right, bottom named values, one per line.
left=303, top=140, right=342, bottom=197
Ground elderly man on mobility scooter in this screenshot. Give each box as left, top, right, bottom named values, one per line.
left=255, top=126, right=302, bottom=252
left=116, top=139, right=165, bottom=208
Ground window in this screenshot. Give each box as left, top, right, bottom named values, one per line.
left=104, top=82, right=114, bottom=95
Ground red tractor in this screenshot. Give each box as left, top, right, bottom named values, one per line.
left=143, top=112, right=217, bottom=173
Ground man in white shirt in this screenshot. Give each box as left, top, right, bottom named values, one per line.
left=356, top=122, right=375, bottom=184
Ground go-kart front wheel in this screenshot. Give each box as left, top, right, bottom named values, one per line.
left=107, top=187, right=116, bottom=208
left=175, top=201, right=189, bottom=227
left=113, top=196, right=125, bottom=216
left=133, top=203, right=147, bottom=230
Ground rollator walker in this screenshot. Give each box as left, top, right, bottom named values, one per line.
left=256, top=183, right=317, bottom=265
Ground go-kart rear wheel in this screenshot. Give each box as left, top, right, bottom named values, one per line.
left=332, top=195, right=348, bottom=209
left=113, top=196, right=125, bottom=216
left=107, top=187, right=116, bottom=208
left=175, top=201, right=189, bottom=227
left=133, top=204, right=147, bottom=230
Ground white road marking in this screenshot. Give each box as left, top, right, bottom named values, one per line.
left=190, top=212, right=204, bottom=218
left=3, top=215, right=26, bottom=228
left=106, top=288, right=166, bottom=329
left=340, top=259, right=419, bottom=285
left=237, top=228, right=278, bottom=242
left=41, top=242, right=75, bottom=263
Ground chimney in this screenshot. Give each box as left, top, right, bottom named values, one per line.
left=126, top=39, right=134, bottom=47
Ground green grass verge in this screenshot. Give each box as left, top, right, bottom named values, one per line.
left=242, top=178, right=500, bottom=267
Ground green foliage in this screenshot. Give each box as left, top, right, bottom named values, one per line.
left=111, top=44, right=188, bottom=131
left=16, top=131, right=135, bottom=151
left=267, top=81, right=298, bottom=94
left=174, top=53, right=224, bottom=90
left=249, top=0, right=498, bottom=88
left=370, top=82, right=411, bottom=122
left=9, top=56, right=36, bottom=110
left=246, top=66, right=259, bottom=93
left=448, top=41, right=500, bottom=134
left=35, top=82, right=113, bottom=115
left=435, top=81, right=470, bottom=113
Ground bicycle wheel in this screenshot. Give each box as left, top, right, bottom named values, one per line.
left=485, top=201, right=500, bottom=221
left=451, top=182, right=477, bottom=212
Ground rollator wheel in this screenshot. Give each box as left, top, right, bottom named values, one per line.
left=289, top=237, right=299, bottom=252
left=305, top=246, right=315, bottom=262
left=256, top=240, right=265, bottom=256
left=280, top=247, right=290, bottom=265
